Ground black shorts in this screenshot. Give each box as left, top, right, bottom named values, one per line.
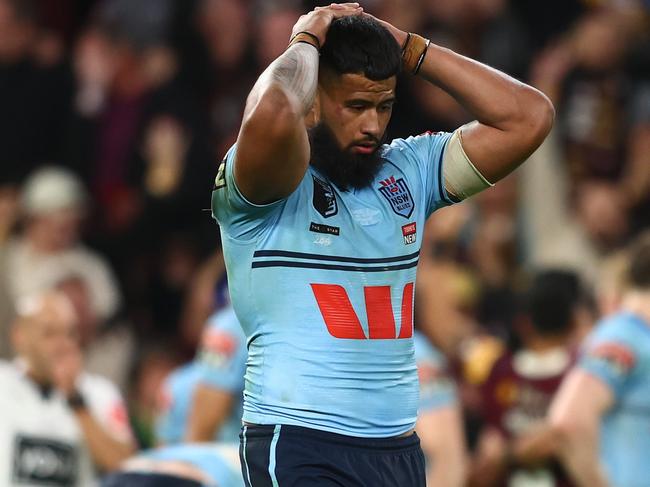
left=239, top=424, right=426, bottom=487
left=101, top=472, right=202, bottom=487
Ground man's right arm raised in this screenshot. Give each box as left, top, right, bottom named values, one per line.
left=232, top=4, right=362, bottom=205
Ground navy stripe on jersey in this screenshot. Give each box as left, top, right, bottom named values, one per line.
left=253, top=249, right=419, bottom=264
left=252, top=259, right=419, bottom=272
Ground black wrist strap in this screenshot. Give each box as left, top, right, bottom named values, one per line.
left=67, top=390, right=87, bottom=411
left=401, top=32, right=412, bottom=52
left=413, top=39, right=430, bottom=75
left=289, top=31, right=321, bottom=51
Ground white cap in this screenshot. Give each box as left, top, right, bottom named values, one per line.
left=21, top=166, right=87, bottom=215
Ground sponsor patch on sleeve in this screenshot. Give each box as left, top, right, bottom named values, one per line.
left=199, top=329, right=238, bottom=368
left=586, top=341, right=636, bottom=376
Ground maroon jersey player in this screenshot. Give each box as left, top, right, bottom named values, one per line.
left=472, top=271, right=585, bottom=487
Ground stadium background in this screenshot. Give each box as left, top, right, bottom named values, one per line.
left=0, top=0, right=649, bottom=480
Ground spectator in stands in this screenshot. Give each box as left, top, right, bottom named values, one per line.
left=66, top=2, right=218, bottom=340
left=0, top=290, right=135, bottom=485
left=254, top=3, right=302, bottom=70
left=0, top=0, right=72, bottom=183
left=524, top=7, right=650, bottom=279
left=195, top=0, right=256, bottom=157
left=0, top=167, right=122, bottom=360
left=4, top=166, right=121, bottom=319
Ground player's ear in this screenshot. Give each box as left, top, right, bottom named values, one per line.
left=305, top=92, right=321, bottom=129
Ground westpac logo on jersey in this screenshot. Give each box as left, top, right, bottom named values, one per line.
left=378, top=176, right=414, bottom=219
left=311, top=282, right=414, bottom=340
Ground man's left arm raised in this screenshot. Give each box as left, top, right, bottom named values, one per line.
left=371, top=16, right=555, bottom=200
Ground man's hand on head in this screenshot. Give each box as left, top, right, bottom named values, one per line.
left=361, top=13, right=408, bottom=48
left=291, top=3, right=363, bottom=47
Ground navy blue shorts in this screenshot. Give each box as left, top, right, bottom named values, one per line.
left=101, top=472, right=202, bottom=487
left=239, top=424, right=426, bottom=487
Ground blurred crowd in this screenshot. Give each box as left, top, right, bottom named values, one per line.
left=0, top=0, right=649, bottom=484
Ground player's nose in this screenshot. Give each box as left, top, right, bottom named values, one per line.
left=359, top=109, right=380, bottom=137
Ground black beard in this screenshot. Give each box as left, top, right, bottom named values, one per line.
left=308, top=123, right=385, bottom=191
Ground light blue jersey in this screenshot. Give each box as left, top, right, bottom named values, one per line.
left=414, top=331, right=456, bottom=412
left=156, top=306, right=247, bottom=444
left=578, top=312, right=650, bottom=487
left=212, top=132, right=454, bottom=437
left=142, top=444, right=244, bottom=487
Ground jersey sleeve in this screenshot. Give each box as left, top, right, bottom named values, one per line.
left=211, top=144, right=285, bottom=240
left=386, top=131, right=455, bottom=218
left=577, top=324, right=638, bottom=400
left=195, top=320, right=247, bottom=393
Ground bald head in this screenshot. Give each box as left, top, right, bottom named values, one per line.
left=15, top=291, right=77, bottom=325
left=12, top=291, right=80, bottom=384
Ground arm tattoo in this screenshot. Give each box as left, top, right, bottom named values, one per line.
left=267, top=43, right=319, bottom=114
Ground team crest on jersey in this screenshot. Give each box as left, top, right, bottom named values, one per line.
left=378, top=176, right=414, bottom=219
left=313, top=175, right=338, bottom=218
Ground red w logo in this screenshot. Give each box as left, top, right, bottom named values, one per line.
left=310, top=283, right=414, bottom=339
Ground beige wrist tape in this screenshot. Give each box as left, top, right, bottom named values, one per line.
left=443, top=129, right=494, bottom=200
left=402, top=33, right=429, bottom=74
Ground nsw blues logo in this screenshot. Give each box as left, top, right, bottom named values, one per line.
left=378, top=176, right=414, bottom=219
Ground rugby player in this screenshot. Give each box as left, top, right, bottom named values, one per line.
left=101, top=443, right=243, bottom=487
left=414, top=330, right=466, bottom=487
left=155, top=305, right=246, bottom=445
left=508, top=234, right=650, bottom=487
left=211, top=3, right=553, bottom=485
left=472, top=271, right=582, bottom=487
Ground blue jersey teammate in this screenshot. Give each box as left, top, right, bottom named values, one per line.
left=102, top=443, right=244, bottom=487
left=212, top=3, right=553, bottom=485
left=156, top=306, right=246, bottom=445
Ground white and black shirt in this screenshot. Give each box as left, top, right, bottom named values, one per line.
left=0, top=360, right=131, bottom=486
